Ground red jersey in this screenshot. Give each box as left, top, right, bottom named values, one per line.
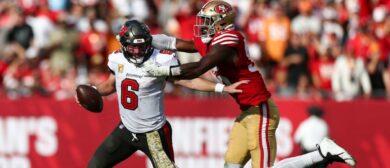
left=310, top=59, right=334, bottom=91
left=194, top=30, right=271, bottom=110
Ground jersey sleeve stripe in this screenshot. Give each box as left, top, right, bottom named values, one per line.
left=219, top=41, right=239, bottom=45
left=211, top=37, right=239, bottom=45
left=213, top=33, right=238, bottom=41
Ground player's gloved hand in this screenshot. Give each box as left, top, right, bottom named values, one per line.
left=223, top=80, right=250, bottom=94
left=152, top=34, right=177, bottom=50
left=143, top=61, right=171, bottom=77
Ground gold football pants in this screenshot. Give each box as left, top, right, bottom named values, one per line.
left=225, top=99, right=280, bottom=168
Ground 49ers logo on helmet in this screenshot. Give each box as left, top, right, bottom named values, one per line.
left=215, top=4, right=231, bottom=14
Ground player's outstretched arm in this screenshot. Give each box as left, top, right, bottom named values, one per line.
left=176, top=39, right=198, bottom=52
left=144, top=44, right=236, bottom=80
left=74, top=74, right=115, bottom=105
left=152, top=34, right=198, bottom=52
left=174, top=78, right=249, bottom=94
left=94, top=74, right=116, bottom=96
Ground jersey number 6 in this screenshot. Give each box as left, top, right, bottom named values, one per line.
left=121, top=79, right=139, bottom=110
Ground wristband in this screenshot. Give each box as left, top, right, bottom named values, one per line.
left=214, top=83, right=225, bottom=93
left=170, top=66, right=182, bottom=76
left=169, top=36, right=177, bottom=50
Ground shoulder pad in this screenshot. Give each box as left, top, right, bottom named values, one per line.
left=108, top=50, right=124, bottom=62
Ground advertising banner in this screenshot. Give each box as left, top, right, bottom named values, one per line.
left=0, top=97, right=389, bottom=168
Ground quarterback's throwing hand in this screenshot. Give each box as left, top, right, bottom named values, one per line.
left=143, top=61, right=171, bottom=77
left=224, top=80, right=250, bottom=94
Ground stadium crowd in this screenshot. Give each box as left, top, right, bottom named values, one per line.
left=0, top=0, right=390, bottom=101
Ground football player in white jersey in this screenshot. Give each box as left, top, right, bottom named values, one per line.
left=76, top=20, right=247, bottom=168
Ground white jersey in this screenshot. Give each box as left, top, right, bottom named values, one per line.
left=107, top=49, right=179, bottom=133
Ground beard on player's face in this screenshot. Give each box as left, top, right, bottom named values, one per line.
left=122, top=43, right=152, bottom=65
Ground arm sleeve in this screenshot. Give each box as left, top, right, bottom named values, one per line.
left=210, top=32, right=240, bottom=48
left=157, top=52, right=180, bottom=81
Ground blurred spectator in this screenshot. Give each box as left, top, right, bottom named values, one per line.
left=78, top=7, right=108, bottom=69
left=47, top=12, right=78, bottom=77
left=0, top=46, right=21, bottom=87
left=175, top=0, right=199, bottom=40
left=332, top=48, right=372, bottom=101
left=6, top=9, right=34, bottom=51
left=76, top=7, right=108, bottom=33
left=17, top=0, right=41, bottom=15
left=294, top=106, right=328, bottom=168
left=241, top=1, right=267, bottom=62
left=296, top=73, right=313, bottom=99
left=26, top=3, right=55, bottom=58
left=111, top=0, right=149, bottom=20
left=347, top=26, right=387, bottom=98
left=47, top=0, right=69, bottom=12
left=377, top=14, right=390, bottom=98
left=320, top=3, right=344, bottom=53
left=72, top=0, right=99, bottom=7
left=274, top=67, right=295, bottom=98
left=2, top=44, right=38, bottom=99
left=346, top=0, right=373, bottom=25
left=53, top=67, right=78, bottom=100
left=262, top=2, right=290, bottom=64
left=291, top=0, right=321, bottom=35
left=310, top=48, right=335, bottom=99
left=110, top=0, right=132, bottom=17
left=347, top=27, right=377, bottom=60
left=0, top=1, right=13, bottom=50
left=281, top=34, right=309, bottom=88
left=303, top=33, right=321, bottom=65
left=106, top=19, right=122, bottom=54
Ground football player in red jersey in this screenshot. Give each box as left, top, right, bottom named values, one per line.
left=145, top=0, right=356, bottom=168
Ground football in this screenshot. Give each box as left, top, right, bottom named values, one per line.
left=76, top=85, right=103, bottom=113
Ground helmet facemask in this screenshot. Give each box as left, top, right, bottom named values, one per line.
left=194, top=14, right=217, bottom=43
left=121, top=41, right=152, bottom=65
left=117, top=20, right=153, bottom=65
